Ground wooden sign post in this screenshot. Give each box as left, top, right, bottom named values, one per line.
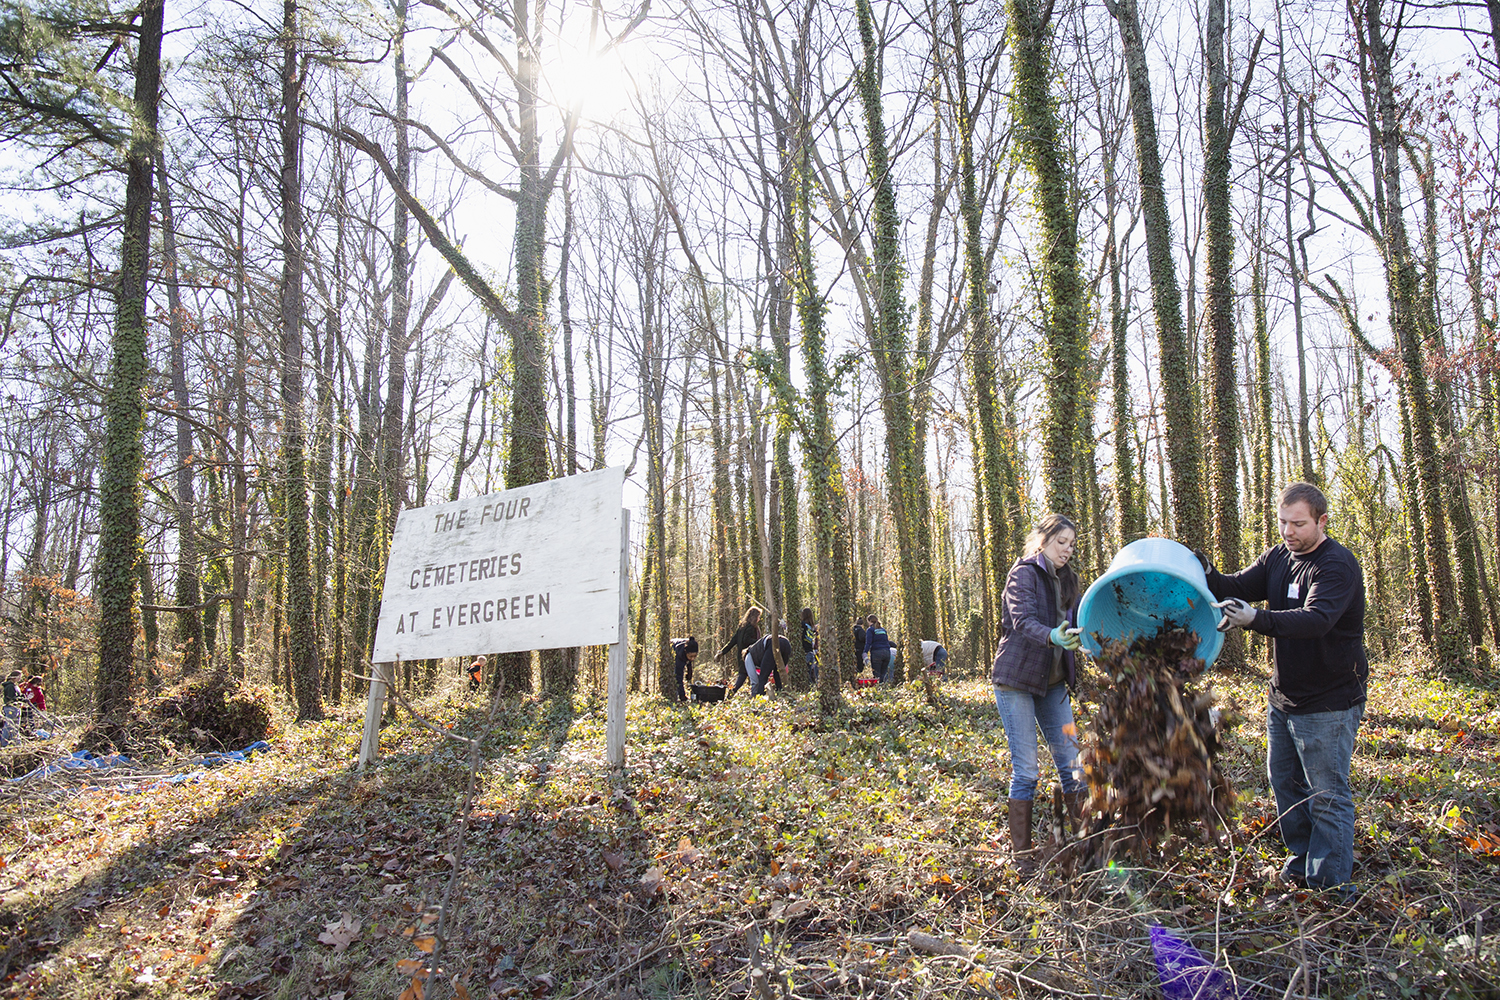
left=360, top=467, right=627, bottom=768
left=606, top=510, right=630, bottom=768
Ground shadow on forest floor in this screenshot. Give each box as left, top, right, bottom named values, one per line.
left=2, top=671, right=1499, bottom=1000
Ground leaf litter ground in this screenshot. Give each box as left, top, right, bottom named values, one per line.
left=0, top=657, right=1497, bottom=999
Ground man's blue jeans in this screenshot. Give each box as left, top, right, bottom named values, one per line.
left=1267, top=702, right=1363, bottom=891
left=994, top=684, right=1084, bottom=800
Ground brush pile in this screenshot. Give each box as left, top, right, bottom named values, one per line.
left=1078, top=626, right=1237, bottom=865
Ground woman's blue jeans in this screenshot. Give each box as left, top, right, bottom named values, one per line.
left=994, top=683, right=1084, bottom=800
left=1267, top=702, right=1362, bottom=891
left=869, top=649, right=891, bottom=682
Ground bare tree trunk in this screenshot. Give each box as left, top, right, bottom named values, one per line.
left=1277, top=13, right=1316, bottom=485
left=156, top=151, right=204, bottom=676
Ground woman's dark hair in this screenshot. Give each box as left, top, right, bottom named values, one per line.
left=1023, top=512, right=1081, bottom=610
left=741, top=606, right=762, bottom=626
left=800, top=607, right=814, bottom=624
left=867, top=614, right=882, bottom=628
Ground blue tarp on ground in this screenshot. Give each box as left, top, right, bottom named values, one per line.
left=9, top=740, right=272, bottom=784
left=10, top=749, right=133, bottom=782
left=155, top=742, right=272, bottom=784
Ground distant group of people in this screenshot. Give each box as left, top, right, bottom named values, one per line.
left=668, top=605, right=948, bottom=704
left=2, top=669, right=48, bottom=742
left=994, top=483, right=1367, bottom=896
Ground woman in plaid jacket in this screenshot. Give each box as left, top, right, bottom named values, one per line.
left=991, top=513, right=1086, bottom=871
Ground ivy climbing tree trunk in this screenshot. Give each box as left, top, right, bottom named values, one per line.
left=854, top=0, right=936, bottom=680
left=96, top=0, right=164, bottom=723
left=1007, top=0, right=1085, bottom=521
left=1203, top=0, right=1244, bottom=666
left=280, top=0, right=323, bottom=721
left=951, top=0, right=1016, bottom=606
left=793, top=140, right=853, bottom=715
left=1108, top=236, right=1142, bottom=544
left=1106, top=0, right=1207, bottom=550
left=1359, top=0, right=1464, bottom=660
left=1251, top=222, right=1276, bottom=551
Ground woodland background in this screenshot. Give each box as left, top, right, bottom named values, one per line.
left=1, top=0, right=1497, bottom=719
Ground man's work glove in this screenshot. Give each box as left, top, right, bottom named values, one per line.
left=1213, top=598, right=1255, bottom=632
left=1050, top=624, right=1082, bottom=651
left=1193, top=549, right=1212, bottom=573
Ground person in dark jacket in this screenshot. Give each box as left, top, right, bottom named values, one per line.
left=864, top=615, right=894, bottom=683
left=800, top=608, right=819, bottom=685
left=672, top=636, right=700, bottom=702
left=718, top=607, right=762, bottom=695
left=745, top=634, right=792, bottom=695
left=991, top=513, right=1085, bottom=870
left=1, top=670, right=21, bottom=740
left=852, top=619, right=867, bottom=674
left=1204, top=482, right=1367, bottom=896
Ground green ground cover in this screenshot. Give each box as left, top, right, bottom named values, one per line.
left=1, top=657, right=1496, bottom=999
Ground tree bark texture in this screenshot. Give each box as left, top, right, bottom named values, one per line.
left=96, top=0, right=164, bottom=722
left=281, top=0, right=323, bottom=720
left=1007, top=0, right=1085, bottom=521
left=1109, top=0, right=1207, bottom=550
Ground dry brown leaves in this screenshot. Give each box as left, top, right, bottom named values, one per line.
left=1078, top=626, right=1238, bottom=866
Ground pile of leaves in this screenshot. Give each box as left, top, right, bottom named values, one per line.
left=149, top=673, right=275, bottom=750
left=1079, top=625, right=1238, bottom=864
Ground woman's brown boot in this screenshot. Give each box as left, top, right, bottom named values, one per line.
left=1063, top=791, right=1087, bottom=836
left=1008, top=798, right=1037, bottom=874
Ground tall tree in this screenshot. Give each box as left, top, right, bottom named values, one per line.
left=1007, top=0, right=1085, bottom=520
left=280, top=0, right=323, bottom=720
left=852, top=0, right=937, bottom=676
left=1355, top=0, right=1464, bottom=658
left=792, top=136, right=853, bottom=714
left=156, top=151, right=204, bottom=675
left=1105, top=0, right=1207, bottom=549
left=950, top=0, right=1018, bottom=606
left=383, top=0, right=414, bottom=528
left=97, top=0, right=166, bottom=722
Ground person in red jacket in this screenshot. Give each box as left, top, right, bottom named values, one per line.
left=19, top=676, right=45, bottom=732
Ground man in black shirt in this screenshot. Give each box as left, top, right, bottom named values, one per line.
left=1205, top=482, right=1367, bottom=896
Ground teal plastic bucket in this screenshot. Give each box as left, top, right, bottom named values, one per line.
left=1076, top=538, right=1224, bottom=666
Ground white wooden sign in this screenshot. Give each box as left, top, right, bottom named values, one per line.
left=371, top=466, right=626, bottom=660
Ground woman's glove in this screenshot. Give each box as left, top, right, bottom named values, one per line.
left=1049, top=624, right=1082, bottom=651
